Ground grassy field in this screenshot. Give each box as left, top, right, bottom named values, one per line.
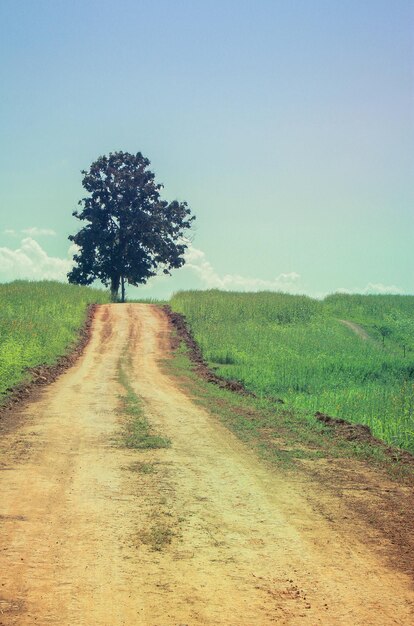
left=170, top=290, right=414, bottom=453
left=3, top=282, right=414, bottom=454
left=0, top=280, right=109, bottom=403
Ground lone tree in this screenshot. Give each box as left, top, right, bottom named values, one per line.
left=68, top=151, right=195, bottom=301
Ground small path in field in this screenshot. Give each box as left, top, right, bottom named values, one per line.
left=339, top=318, right=370, bottom=340
left=0, top=304, right=413, bottom=625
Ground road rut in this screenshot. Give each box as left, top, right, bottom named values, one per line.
left=0, top=304, right=413, bottom=625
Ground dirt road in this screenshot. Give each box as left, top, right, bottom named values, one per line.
left=0, top=304, right=413, bottom=625
left=339, top=319, right=370, bottom=340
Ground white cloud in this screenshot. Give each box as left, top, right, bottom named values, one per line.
left=184, top=245, right=301, bottom=292
left=21, top=227, right=56, bottom=237
left=68, top=242, right=80, bottom=257
left=0, top=235, right=404, bottom=299
left=0, top=238, right=73, bottom=282
left=3, top=227, right=56, bottom=238
left=336, top=282, right=405, bottom=295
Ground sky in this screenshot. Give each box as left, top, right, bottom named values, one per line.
left=0, top=0, right=413, bottom=299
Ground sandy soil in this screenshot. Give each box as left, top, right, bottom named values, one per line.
left=0, top=304, right=413, bottom=625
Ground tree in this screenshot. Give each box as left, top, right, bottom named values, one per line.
left=376, top=324, right=392, bottom=347
left=68, top=151, right=195, bottom=301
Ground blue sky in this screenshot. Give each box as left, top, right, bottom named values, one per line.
left=0, top=0, right=413, bottom=298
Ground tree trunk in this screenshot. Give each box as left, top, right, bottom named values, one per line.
left=121, top=276, right=125, bottom=303
left=110, top=275, right=120, bottom=302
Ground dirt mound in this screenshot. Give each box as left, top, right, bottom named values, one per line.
left=315, top=412, right=375, bottom=442
left=315, top=411, right=414, bottom=465
left=163, top=306, right=257, bottom=397
left=0, top=304, right=97, bottom=432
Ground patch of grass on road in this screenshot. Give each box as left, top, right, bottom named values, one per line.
left=138, top=522, right=175, bottom=551
left=117, top=357, right=170, bottom=450
left=128, top=461, right=158, bottom=474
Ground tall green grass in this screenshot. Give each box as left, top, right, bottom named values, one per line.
left=170, top=290, right=414, bottom=452
left=0, top=280, right=109, bottom=402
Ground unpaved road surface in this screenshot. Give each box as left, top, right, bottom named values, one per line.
left=0, top=304, right=413, bottom=625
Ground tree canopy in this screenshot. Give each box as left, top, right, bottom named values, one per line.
left=68, top=151, right=195, bottom=301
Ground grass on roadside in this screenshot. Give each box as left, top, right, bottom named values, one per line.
left=170, top=290, right=414, bottom=453
left=165, top=339, right=413, bottom=480
left=0, top=280, right=110, bottom=403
